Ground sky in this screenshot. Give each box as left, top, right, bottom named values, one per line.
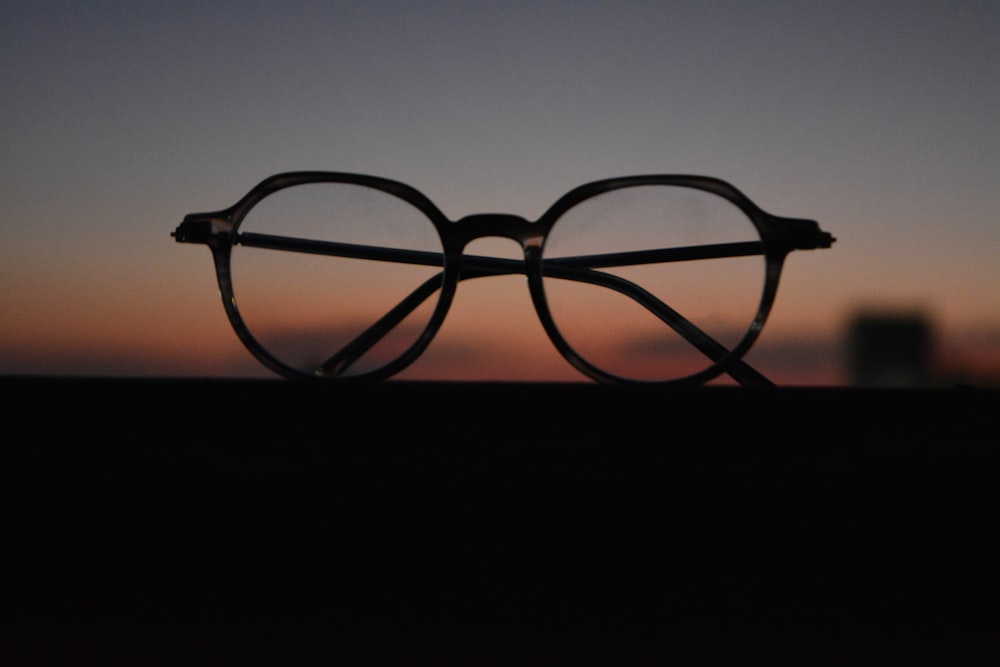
left=2, top=0, right=998, bottom=387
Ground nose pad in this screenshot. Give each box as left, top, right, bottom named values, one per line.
left=463, top=236, right=526, bottom=262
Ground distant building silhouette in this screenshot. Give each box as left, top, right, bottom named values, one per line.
left=848, top=312, right=932, bottom=387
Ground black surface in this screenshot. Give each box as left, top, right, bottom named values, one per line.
left=3, top=378, right=998, bottom=665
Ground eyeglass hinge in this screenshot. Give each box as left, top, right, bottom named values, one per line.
left=771, top=217, right=836, bottom=251
left=803, top=229, right=836, bottom=250
left=171, top=215, right=232, bottom=244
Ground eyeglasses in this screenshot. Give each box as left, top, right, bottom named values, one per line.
left=172, top=172, right=834, bottom=387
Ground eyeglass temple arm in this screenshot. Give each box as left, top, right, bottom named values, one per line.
left=176, top=229, right=788, bottom=385
left=543, top=266, right=776, bottom=388
left=225, top=232, right=774, bottom=386
left=319, top=273, right=445, bottom=377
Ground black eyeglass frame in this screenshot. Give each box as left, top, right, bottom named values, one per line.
left=173, top=172, right=834, bottom=387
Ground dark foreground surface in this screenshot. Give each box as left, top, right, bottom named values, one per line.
left=2, top=377, right=998, bottom=665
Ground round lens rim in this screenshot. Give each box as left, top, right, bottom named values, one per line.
left=529, top=176, right=785, bottom=386
left=210, top=173, right=457, bottom=382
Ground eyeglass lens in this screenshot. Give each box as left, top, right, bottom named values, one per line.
left=542, top=185, right=764, bottom=382
left=231, top=182, right=443, bottom=377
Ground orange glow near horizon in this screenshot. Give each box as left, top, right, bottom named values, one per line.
left=5, top=311, right=998, bottom=388
left=3, top=229, right=998, bottom=388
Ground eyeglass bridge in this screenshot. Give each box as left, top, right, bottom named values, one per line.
left=451, top=213, right=544, bottom=250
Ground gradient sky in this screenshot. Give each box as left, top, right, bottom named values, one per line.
left=2, top=0, right=998, bottom=386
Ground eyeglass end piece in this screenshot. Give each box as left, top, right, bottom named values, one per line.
left=173, top=216, right=232, bottom=244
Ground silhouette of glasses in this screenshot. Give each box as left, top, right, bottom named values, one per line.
left=173, top=172, right=834, bottom=386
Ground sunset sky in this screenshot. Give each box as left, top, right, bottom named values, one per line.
left=2, top=1, right=998, bottom=386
